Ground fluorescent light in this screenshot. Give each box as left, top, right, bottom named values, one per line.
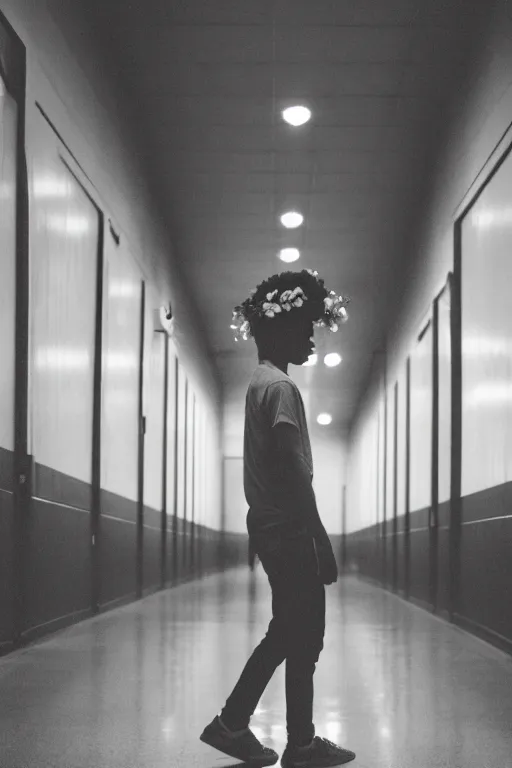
left=302, top=354, right=318, bottom=367
left=317, top=413, right=332, bottom=426
left=324, top=353, right=342, bottom=367
left=282, top=105, right=312, bottom=127
left=278, top=247, right=300, bottom=263
left=280, top=211, right=303, bottom=229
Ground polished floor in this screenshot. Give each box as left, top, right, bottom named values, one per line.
left=1, top=567, right=512, bottom=768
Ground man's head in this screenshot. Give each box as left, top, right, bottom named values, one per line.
left=250, top=274, right=322, bottom=365
left=231, top=268, right=350, bottom=366
left=231, top=269, right=333, bottom=366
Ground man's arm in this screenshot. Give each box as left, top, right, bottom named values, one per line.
left=273, top=422, right=329, bottom=544
left=273, top=422, right=338, bottom=584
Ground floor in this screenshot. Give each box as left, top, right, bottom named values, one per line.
left=1, top=567, right=512, bottom=768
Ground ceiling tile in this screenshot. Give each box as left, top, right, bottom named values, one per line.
left=273, top=26, right=413, bottom=63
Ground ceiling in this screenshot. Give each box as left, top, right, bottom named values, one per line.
left=78, top=0, right=481, bottom=433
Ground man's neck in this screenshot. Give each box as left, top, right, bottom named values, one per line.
left=260, top=357, right=289, bottom=376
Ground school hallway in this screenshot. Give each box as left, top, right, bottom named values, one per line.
left=1, top=567, right=511, bottom=768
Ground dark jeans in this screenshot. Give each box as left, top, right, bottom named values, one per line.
left=220, top=528, right=326, bottom=747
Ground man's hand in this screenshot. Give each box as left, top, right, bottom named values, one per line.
left=313, top=536, right=339, bottom=585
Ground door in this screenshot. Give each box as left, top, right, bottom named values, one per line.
left=0, top=64, right=19, bottom=648
left=26, top=112, right=101, bottom=634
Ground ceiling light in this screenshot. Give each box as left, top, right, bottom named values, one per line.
left=282, top=105, right=312, bottom=127
left=324, top=353, right=342, bottom=367
left=280, top=211, right=303, bottom=229
left=278, top=247, right=300, bottom=263
left=317, top=413, right=332, bottom=426
left=302, top=354, right=318, bottom=367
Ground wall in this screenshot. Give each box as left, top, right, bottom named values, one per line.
left=0, top=0, right=227, bottom=655
left=348, top=0, right=512, bottom=531
left=345, top=0, right=512, bottom=652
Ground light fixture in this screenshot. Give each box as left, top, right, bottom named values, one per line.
left=317, top=413, right=332, bottom=426
left=282, top=105, right=312, bottom=127
left=278, top=247, right=300, bottom=263
left=280, top=211, right=303, bottom=229
left=302, top=354, right=318, bottom=367
left=324, top=352, right=342, bottom=367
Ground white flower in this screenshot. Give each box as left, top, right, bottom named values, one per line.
left=292, top=296, right=304, bottom=307
left=324, top=297, right=334, bottom=309
left=265, top=309, right=275, bottom=317
left=282, top=303, right=292, bottom=312
left=280, top=290, right=292, bottom=302
left=272, top=303, right=282, bottom=313
left=266, top=290, right=278, bottom=301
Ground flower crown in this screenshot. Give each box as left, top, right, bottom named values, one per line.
left=230, top=269, right=350, bottom=342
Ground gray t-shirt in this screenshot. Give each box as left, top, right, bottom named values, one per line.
left=244, top=360, right=313, bottom=535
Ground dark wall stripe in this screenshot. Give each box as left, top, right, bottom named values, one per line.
left=0, top=446, right=14, bottom=492
left=24, top=498, right=92, bottom=634
left=34, top=463, right=92, bottom=511
left=0, top=489, right=14, bottom=644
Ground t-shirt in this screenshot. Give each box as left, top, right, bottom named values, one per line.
left=244, top=360, right=313, bottom=535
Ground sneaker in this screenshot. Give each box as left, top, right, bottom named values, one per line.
left=281, top=736, right=356, bottom=768
left=200, top=715, right=279, bottom=766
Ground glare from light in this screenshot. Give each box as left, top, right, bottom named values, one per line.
left=0, top=182, right=13, bottom=200
left=109, top=281, right=140, bottom=299
left=324, top=352, right=342, bottom=367
left=471, top=207, right=512, bottom=229
left=466, top=383, right=512, bottom=408
left=33, top=176, right=70, bottom=199
left=47, top=214, right=91, bottom=236
left=279, top=247, right=300, bottom=263
left=280, top=211, right=303, bottom=229
left=282, top=105, right=312, bottom=127
left=35, top=346, right=90, bottom=371
left=161, top=716, right=174, bottom=742
left=302, top=354, right=318, bottom=367
left=317, top=413, right=332, bottom=426
left=324, top=721, right=341, bottom=743
left=105, top=352, right=138, bottom=371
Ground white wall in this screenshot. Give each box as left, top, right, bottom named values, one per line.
left=1, top=0, right=223, bottom=528
left=347, top=0, right=512, bottom=532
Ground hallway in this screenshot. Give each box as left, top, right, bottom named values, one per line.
left=1, top=569, right=511, bottom=768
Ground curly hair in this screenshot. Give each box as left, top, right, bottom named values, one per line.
left=236, top=270, right=327, bottom=358
left=246, top=269, right=328, bottom=334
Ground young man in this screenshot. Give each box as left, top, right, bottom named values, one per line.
left=200, top=270, right=355, bottom=767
